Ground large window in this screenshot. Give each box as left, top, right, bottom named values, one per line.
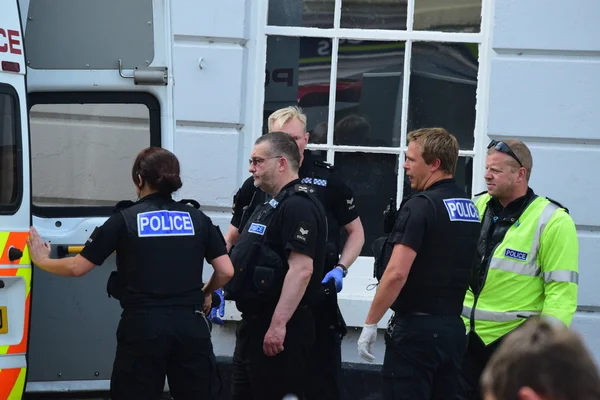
left=29, top=92, right=161, bottom=217
left=264, top=0, right=483, bottom=255
left=0, top=84, right=21, bottom=212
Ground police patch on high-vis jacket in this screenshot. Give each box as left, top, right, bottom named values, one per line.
left=504, top=248, right=528, bottom=261
left=137, top=210, right=195, bottom=237
left=443, top=198, right=480, bottom=223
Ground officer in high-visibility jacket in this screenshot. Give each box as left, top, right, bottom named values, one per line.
left=457, top=139, right=579, bottom=400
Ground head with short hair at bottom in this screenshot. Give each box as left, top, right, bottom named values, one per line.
left=481, top=318, right=600, bottom=400
left=485, top=139, right=533, bottom=206
left=404, top=127, right=458, bottom=191
left=249, top=131, right=301, bottom=196
left=132, top=147, right=182, bottom=197
left=334, top=114, right=371, bottom=146
left=268, top=106, right=310, bottom=156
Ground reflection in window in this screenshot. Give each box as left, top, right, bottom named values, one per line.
left=408, top=42, right=478, bottom=149
left=268, top=0, right=335, bottom=28
left=30, top=104, right=151, bottom=207
left=265, top=36, right=333, bottom=135
left=455, top=157, right=474, bottom=197
left=414, top=0, right=482, bottom=32
left=335, top=152, right=399, bottom=256
left=333, top=40, right=405, bottom=147
left=341, top=0, right=407, bottom=30
left=0, top=92, right=18, bottom=206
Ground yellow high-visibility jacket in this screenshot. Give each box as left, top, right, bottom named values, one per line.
left=462, top=194, right=578, bottom=345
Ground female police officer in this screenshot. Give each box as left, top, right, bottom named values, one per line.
left=27, top=147, right=234, bottom=400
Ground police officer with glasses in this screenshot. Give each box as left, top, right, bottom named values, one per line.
left=27, top=147, right=234, bottom=400
left=358, top=128, right=481, bottom=400
left=224, top=106, right=364, bottom=400
left=225, top=131, right=327, bottom=400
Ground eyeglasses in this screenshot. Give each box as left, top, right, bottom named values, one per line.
left=248, top=156, right=282, bottom=166
left=487, top=140, right=523, bottom=167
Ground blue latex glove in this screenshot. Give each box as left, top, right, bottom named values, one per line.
left=321, top=267, right=344, bottom=293
left=208, top=288, right=225, bottom=325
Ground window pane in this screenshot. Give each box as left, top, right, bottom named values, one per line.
left=335, top=152, right=399, bottom=256
left=268, top=0, right=335, bottom=28
left=341, top=0, right=408, bottom=30
left=333, top=41, right=405, bottom=147
left=408, top=42, right=478, bottom=150
left=455, top=156, right=474, bottom=197
left=414, top=0, right=482, bottom=33
left=30, top=104, right=150, bottom=207
left=264, top=36, right=332, bottom=136
left=0, top=92, right=18, bottom=206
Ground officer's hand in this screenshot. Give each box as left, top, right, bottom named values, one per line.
left=208, top=288, right=225, bottom=326
left=357, top=323, right=378, bottom=362
left=26, top=226, right=51, bottom=265
left=203, top=291, right=212, bottom=314
left=321, top=267, right=344, bottom=293
left=263, top=323, right=286, bottom=356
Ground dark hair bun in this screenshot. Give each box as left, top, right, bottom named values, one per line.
left=156, top=172, right=182, bottom=193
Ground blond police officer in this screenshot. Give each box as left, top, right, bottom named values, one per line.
left=457, top=139, right=579, bottom=400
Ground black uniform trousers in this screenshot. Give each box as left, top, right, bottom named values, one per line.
left=456, top=331, right=505, bottom=400
left=382, top=313, right=466, bottom=400
left=110, top=306, right=218, bottom=400
left=305, top=305, right=344, bottom=400
left=231, top=306, right=315, bottom=400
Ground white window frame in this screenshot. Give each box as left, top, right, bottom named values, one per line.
left=245, top=0, right=495, bottom=326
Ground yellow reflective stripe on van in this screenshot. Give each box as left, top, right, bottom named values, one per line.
left=0, top=367, right=26, bottom=399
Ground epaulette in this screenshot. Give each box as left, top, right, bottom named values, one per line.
left=546, top=197, right=569, bottom=214
left=113, top=200, right=135, bottom=213
left=294, top=184, right=316, bottom=195
left=179, top=199, right=201, bottom=209
left=314, top=160, right=335, bottom=171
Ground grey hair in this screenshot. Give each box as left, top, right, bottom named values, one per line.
left=255, top=131, right=301, bottom=171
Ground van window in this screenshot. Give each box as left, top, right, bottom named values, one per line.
left=0, top=84, right=20, bottom=211
left=29, top=92, right=161, bottom=217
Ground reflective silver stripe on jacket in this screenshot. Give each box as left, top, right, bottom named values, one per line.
left=543, top=270, right=579, bottom=284
left=488, top=202, right=559, bottom=278
left=462, top=306, right=540, bottom=322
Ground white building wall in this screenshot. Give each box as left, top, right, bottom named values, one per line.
left=170, top=0, right=249, bottom=214
left=488, top=0, right=600, bottom=361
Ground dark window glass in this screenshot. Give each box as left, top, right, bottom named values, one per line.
left=264, top=36, right=333, bottom=136
left=335, top=152, right=399, bottom=256
left=333, top=40, right=405, bottom=148
left=341, top=0, right=408, bottom=30
left=0, top=88, right=19, bottom=208
left=455, top=156, right=474, bottom=197
left=408, top=42, right=478, bottom=149
left=268, top=0, right=335, bottom=28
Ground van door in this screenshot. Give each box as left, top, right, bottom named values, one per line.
left=0, top=0, right=31, bottom=399
left=20, top=0, right=168, bottom=392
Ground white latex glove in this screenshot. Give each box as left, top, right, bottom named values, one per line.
left=357, top=323, right=378, bottom=362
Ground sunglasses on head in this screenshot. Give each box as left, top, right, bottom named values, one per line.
left=487, top=140, right=523, bottom=167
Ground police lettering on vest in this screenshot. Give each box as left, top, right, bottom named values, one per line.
left=443, top=198, right=480, bottom=223
left=137, top=210, right=195, bottom=237
left=504, top=248, right=528, bottom=261
left=374, top=180, right=481, bottom=316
